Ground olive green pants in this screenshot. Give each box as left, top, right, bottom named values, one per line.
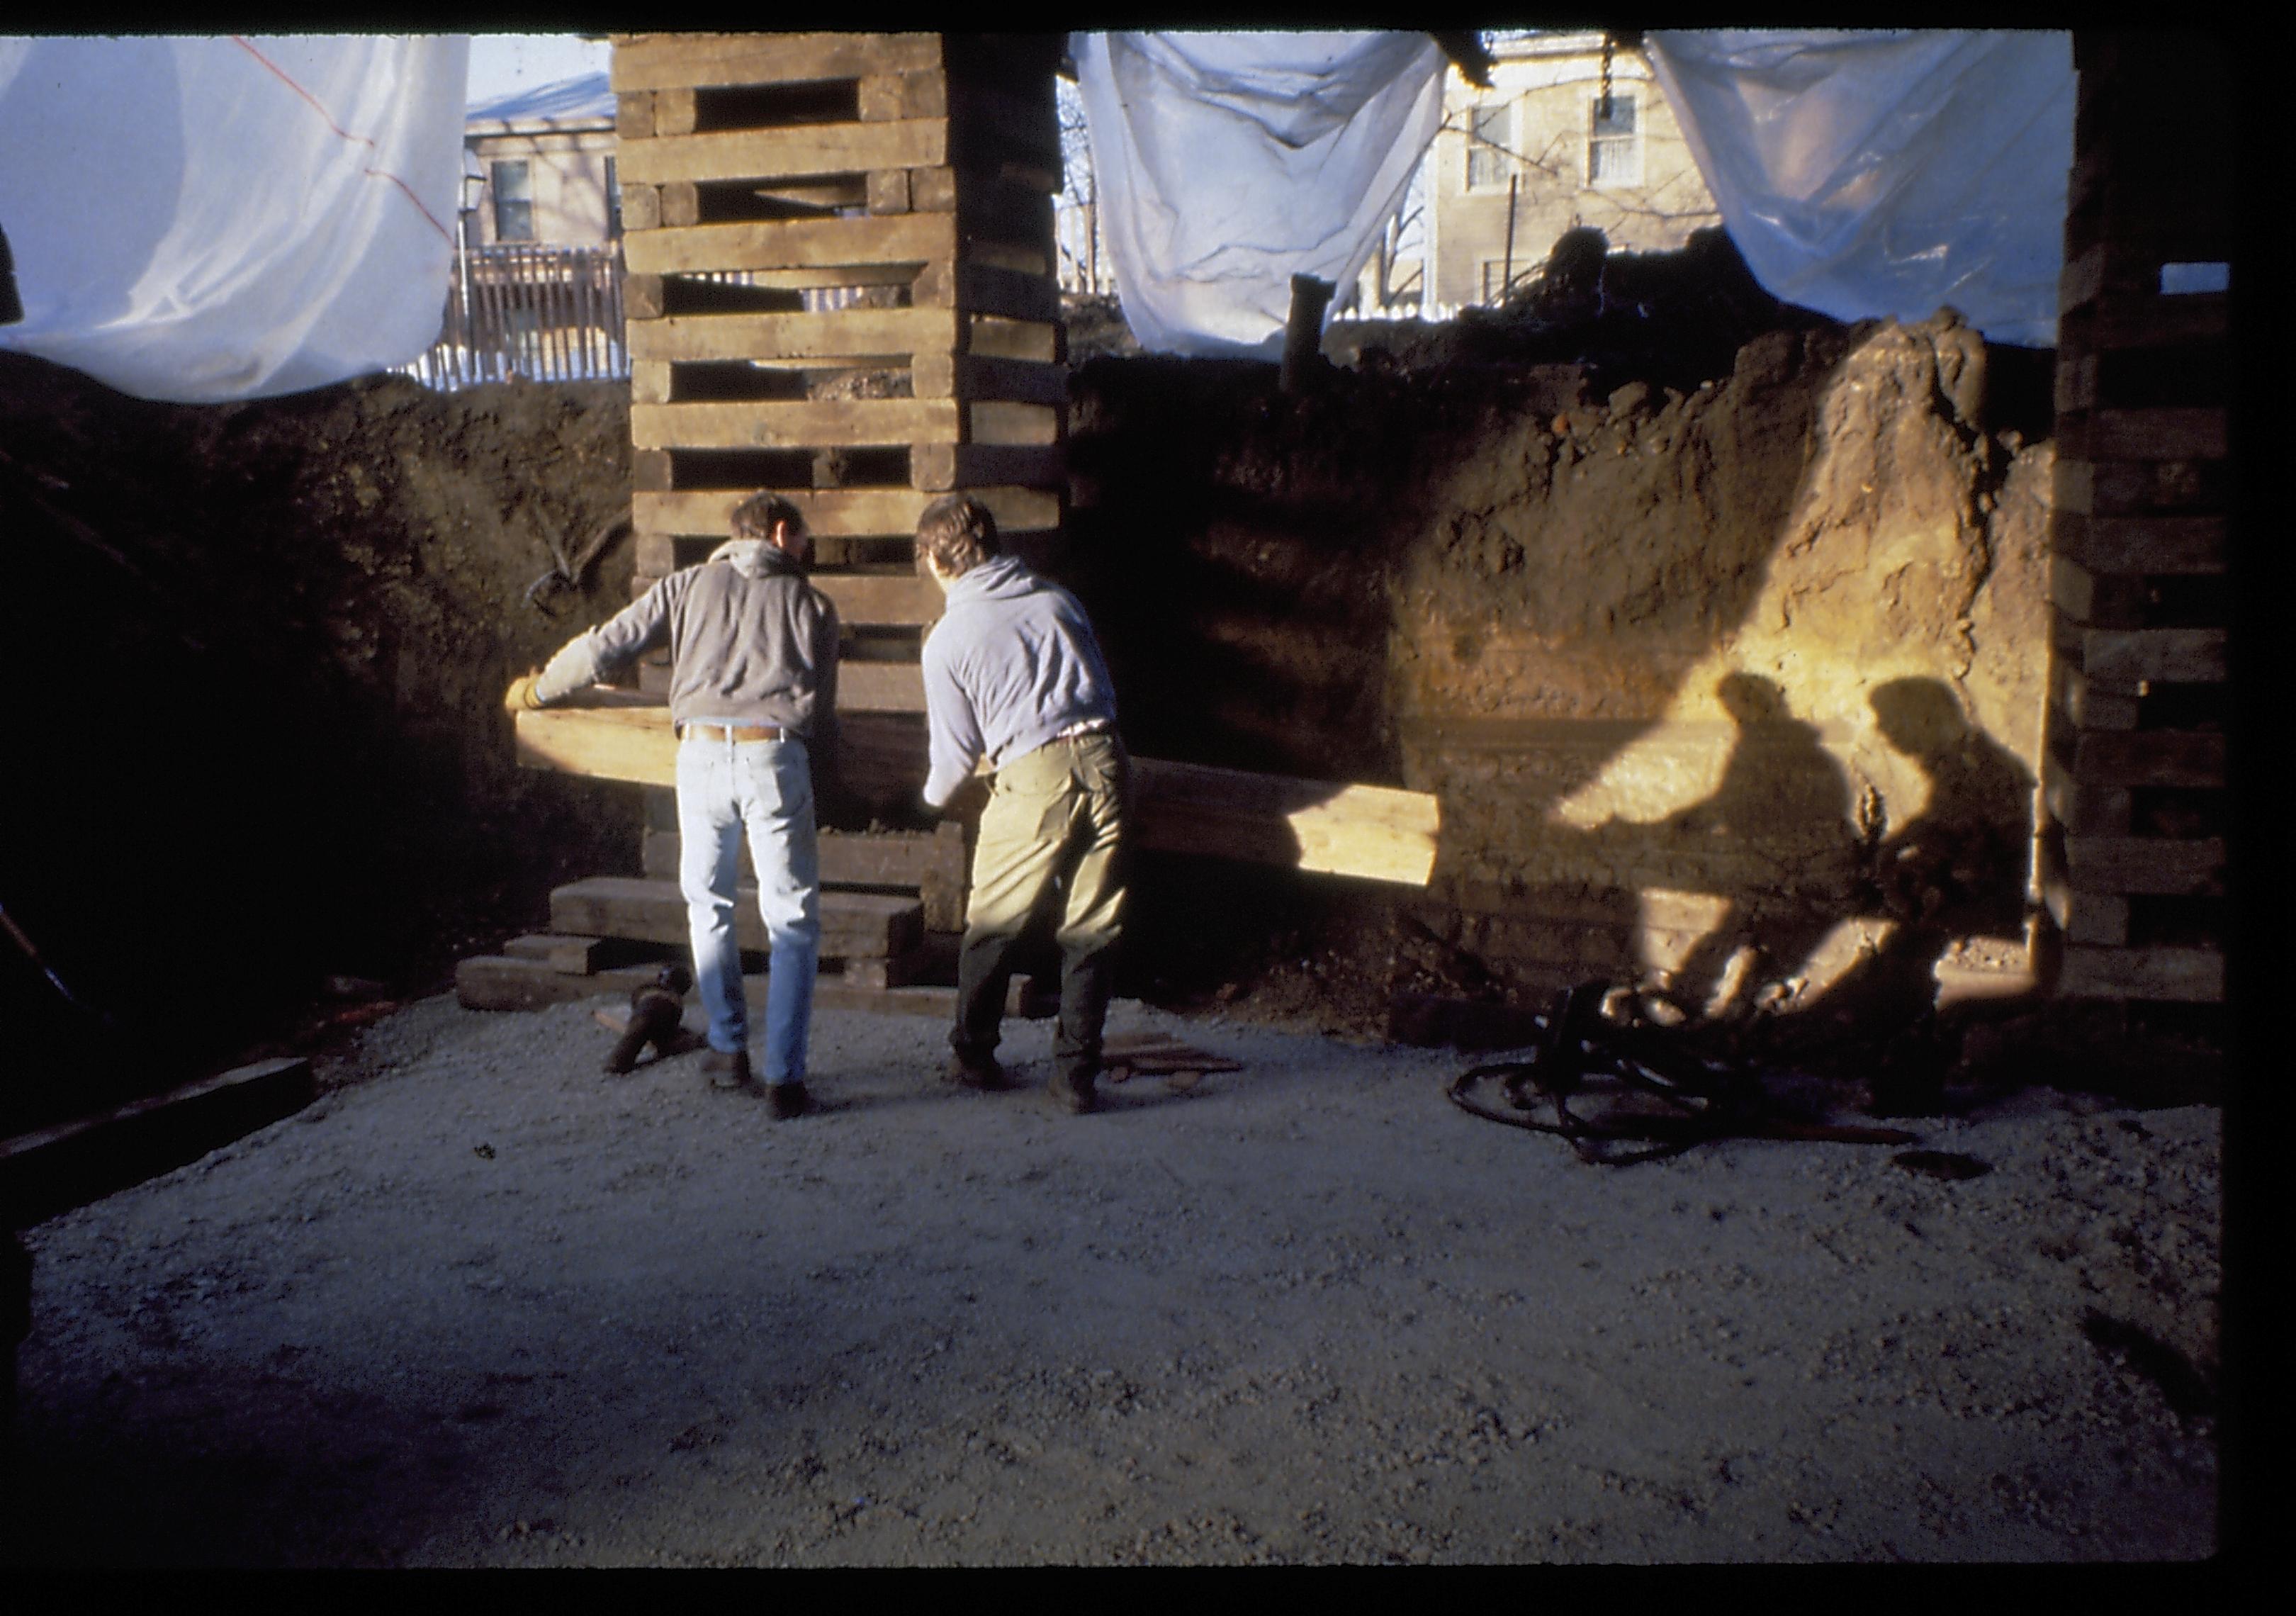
left=953, top=731, right=1130, bottom=1079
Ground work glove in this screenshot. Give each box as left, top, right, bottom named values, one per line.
left=504, top=670, right=545, bottom=712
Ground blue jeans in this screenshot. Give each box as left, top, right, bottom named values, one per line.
left=675, top=731, right=820, bottom=1085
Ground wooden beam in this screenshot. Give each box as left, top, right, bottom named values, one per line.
left=514, top=702, right=1440, bottom=885
left=814, top=571, right=943, bottom=627
left=617, top=120, right=947, bottom=187
left=551, top=876, right=921, bottom=960
left=631, top=398, right=962, bottom=450
left=634, top=485, right=1059, bottom=539
left=1, top=1057, right=314, bottom=1227
left=610, top=32, right=943, bottom=91
left=624, top=212, right=958, bottom=277
left=629, top=307, right=960, bottom=364
left=838, top=663, right=928, bottom=712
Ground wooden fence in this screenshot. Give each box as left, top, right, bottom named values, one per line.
left=396, top=244, right=629, bottom=391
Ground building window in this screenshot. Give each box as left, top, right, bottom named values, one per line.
left=1588, top=93, right=1640, bottom=187
left=1480, top=258, right=1524, bottom=303
left=1465, top=102, right=1512, bottom=191
left=604, top=155, right=621, bottom=239
left=491, top=159, right=535, bottom=242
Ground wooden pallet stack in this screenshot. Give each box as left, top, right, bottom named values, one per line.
left=612, top=30, right=1067, bottom=742
left=2036, top=31, right=2230, bottom=1010
left=461, top=33, right=1071, bottom=1012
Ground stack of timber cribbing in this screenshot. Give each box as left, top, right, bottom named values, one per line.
left=609, top=29, right=1069, bottom=804
left=2037, top=32, right=2230, bottom=1007
left=458, top=32, right=1073, bottom=1014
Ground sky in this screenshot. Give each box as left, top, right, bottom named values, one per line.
left=463, top=33, right=607, bottom=107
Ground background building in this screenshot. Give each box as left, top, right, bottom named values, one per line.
left=1419, top=31, right=1718, bottom=315
left=464, top=72, right=619, bottom=247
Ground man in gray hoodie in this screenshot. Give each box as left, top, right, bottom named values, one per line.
left=916, top=494, right=1127, bottom=1115
left=507, top=491, right=838, bottom=1119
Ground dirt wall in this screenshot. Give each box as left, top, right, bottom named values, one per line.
left=1067, top=275, right=2052, bottom=1049
left=1, top=359, right=640, bottom=1133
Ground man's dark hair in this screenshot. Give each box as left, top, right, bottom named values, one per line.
left=730, top=490, right=804, bottom=544
left=915, top=494, right=1001, bottom=580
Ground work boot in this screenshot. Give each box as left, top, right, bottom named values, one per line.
left=1045, top=1066, right=1098, bottom=1116
left=945, top=1048, right=1013, bottom=1091
left=703, top=1047, right=755, bottom=1092
left=768, top=1081, right=812, bottom=1121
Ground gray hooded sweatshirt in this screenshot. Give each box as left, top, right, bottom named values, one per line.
left=533, top=539, right=839, bottom=746
left=920, top=554, right=1118, bottom=809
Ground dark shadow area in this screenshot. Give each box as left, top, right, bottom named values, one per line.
left=0, top=355, right=641, bottom=1140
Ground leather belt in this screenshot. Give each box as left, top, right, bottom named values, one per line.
left=682, top=723, right=788, bottom=744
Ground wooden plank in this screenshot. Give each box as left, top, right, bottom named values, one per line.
left=2041, top=748, right=2132, bottom=836
left=838, top=663, right=928, bottom=712
left=911, top=442, right=1067, bottom=492
left=653, top=86, right=696, bottom=137
left=610, top=32, right=943, bottom=91
left=814, top=571, right=943, bottom=625
left=0, top=1057, right=315, bottom=1227
left=2068, top=729, right=2225, bottom=790
left=2050, top=658, right=2139, bottom=731
left=628, top=307, right=959, bottom=364
left=550, top=876, right=922, bottom=960
left=966, top=314, right=1061, bottom=364
left=1131, top=758, right=1440, bottom=887
left=2064, top=836, right=2225, bottom=897
left=911, top=261, right=1061, bottom=322
left=859, top=68, right=947, bottom=123
left=2088, top=293, right=2229, bottom=352
left=2041, top=870, right=2129, bottom=946
left=912, top=353, right=1071, bottom=406
left=617, top=89, right=655, bottom=140
left=621, top=181, right=662, bottom=232
left=502, top=933, right=612, bottom=974
left=624, top=212, right=958, bottom=277
left=455, top=957, right=669, bottom=1014
left=515, top=703, right=1441, bottom=885
left=634, top=485, right=1058, bottom=539
left=867, top=168, right=912, bottom=215
left=969, top=401, right=1059, bottom=446
left=2088, top=408, right=2228, bottom=463
left=617, top=120, right=947, bottom=187
left=631, top=398, right=962, bottom=450
left=642, top=824, right=967, bottom=929
left=646, top=825, right=962, bottom=887
left=2079, top=627, right=2226, bottom=685
left=630, top=359, right=673, bottom=404
left=2056, top=944, right=2223, bottom=1003
left=2066, top=515, right=2225, bottom=576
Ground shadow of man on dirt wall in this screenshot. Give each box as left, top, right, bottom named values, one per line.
left=1648, top=673, right=1864, bottom=1025
left=1825, top=677, right=2038, bottom=1105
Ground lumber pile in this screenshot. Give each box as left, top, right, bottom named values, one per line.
left=2037, top=34, right=2229, bottom=1006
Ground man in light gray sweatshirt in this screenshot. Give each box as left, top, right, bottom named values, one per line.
left=507, top=491, right=837, bottom=1119
left=916, top=494, right=1127, bottom=1115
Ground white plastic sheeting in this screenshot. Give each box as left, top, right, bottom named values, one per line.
left=1070, top=30, right=1446, bottom=360
left=0, top=35, right=468, bottom=401
left=1644, top=30, right=2074, bottom=348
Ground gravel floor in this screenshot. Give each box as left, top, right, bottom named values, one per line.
left=2, top=992, right=2221, bottom=1566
